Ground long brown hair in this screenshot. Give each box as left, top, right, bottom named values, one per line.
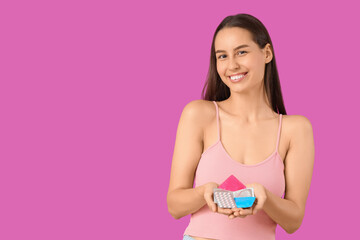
left=201, top=13, right=287, bottom=115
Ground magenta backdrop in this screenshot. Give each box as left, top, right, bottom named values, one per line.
left=1, top=0, right=359, bottom=239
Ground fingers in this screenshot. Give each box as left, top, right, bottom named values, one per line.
left=204, top=192, right=216, bottom=212
left=228, top=208, right=248, bottom=219
left=229, top=211, right=246, bottom=219
left=231, top=207, right=242, bottom=212
left=216, top=207, right=252, bottom=219
left=253, top=197, right=265, bottom=215
left=240, top=208, right=253, bottom=215
left=217, top=207, right=233, bottom=215
left=204, top=197, right=240, bottom=216
left=230, top=207, right=252, bottom=218
left=205, top=201, right=252, bottom=218
left=229, top=215, right=246, bottom=219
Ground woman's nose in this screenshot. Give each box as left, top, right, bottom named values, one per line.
left=228, top=57, right=240, bottom=70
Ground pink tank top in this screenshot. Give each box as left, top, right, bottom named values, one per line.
left=183, top=101, right=285, bottom=240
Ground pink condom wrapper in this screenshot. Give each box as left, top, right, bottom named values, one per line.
left=219, top=174, right=246, bottom=191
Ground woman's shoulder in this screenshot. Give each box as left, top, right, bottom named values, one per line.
left=180, top=100, right=215, bottom=125
left=182, top=99, right=215, bottom=111
left=283, top=114, right=313, bottom=129
left=183, top=99, right=215, bottom=110
left=282, top=114, right=314, bottom=139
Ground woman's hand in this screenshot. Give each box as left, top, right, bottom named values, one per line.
left=229, top=183, right=268, bottom=219
left=202, top=182, right=234, bottom=216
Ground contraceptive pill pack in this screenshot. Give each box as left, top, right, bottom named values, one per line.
left=213, top=175, right=256, bottom=209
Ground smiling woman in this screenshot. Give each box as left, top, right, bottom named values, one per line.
left=214, top=27, right=272, bottom=92
left=167, top=13, right=314, bottom=240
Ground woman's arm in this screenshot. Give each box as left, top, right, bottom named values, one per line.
left=167, top=100, right=236, bottom=219
left=167, top=100, right=208, bottom=219
left=263, top=115, right=315, bottom=233
left=168, top=183, right=217, bottom=219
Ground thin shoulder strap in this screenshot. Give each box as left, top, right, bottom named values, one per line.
left=212, top=101, right=220, bottom=141
left=275, top=114, right=283, bottom=152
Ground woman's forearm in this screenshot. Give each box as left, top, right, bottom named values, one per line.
left=167, top=185, right=207, bottom=219
left=263, top=188, right=303, bottom=234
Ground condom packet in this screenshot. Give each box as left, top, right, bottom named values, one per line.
left=233, top=188, right=254, bottom=198
left=218, top=174, right=246, bottom=191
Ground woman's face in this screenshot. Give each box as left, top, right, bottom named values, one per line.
left=214, top=27, right=272, bottom=93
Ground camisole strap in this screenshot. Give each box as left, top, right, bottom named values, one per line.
left=212, top=101, right=220, bottom=141
left=275, top=114, right=283, bottom=153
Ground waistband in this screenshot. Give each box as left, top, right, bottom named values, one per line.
left=183, top=235, right=196, bottom=240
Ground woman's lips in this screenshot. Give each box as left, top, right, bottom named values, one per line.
left=229, top=72, right=247, bottom=77
left=228, top=72, right=247, bottom=83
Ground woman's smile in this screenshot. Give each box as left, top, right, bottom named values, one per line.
left=228, top=72, right=248, bottom=83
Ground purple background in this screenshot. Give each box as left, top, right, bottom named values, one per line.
left=1, top=0, right=359, bottom=239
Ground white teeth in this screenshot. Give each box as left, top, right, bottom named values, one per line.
left=230, top=74, right=245, bottom=80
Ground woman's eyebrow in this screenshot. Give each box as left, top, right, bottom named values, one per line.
left=215, top=44, right=250, bottom=54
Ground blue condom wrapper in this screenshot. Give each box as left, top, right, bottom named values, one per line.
left=234, top=197, right=256, bottom=208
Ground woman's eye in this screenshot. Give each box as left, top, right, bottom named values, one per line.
left=217, top=51, right=247, bottom=59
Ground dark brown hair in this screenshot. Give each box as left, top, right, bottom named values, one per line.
left=201, top=13, right=287, bottom=115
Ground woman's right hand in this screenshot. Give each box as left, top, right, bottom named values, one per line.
left=202, top=182, right=234, bottom=216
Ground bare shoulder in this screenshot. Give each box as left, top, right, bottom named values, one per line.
left=181, top=99, right=216, bottom=129
left=284, top=114, right=313, bottom=128
left=283, top=114, right=314, bottom=140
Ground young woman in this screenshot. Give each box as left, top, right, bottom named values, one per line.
left=167, top=13, right=314, bottom=240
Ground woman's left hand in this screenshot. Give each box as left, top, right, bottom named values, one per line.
left=228, top=183, right=268, bottom=219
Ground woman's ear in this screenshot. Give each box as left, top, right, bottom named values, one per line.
left=264, top=43, right=273, bottom=63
